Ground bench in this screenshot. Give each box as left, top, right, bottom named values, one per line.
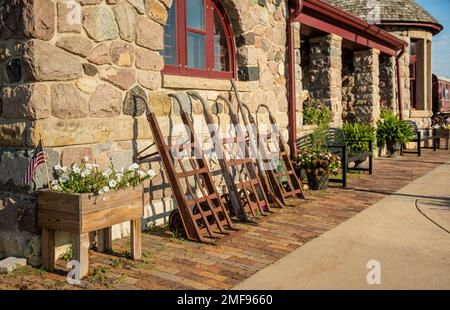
left=401, top=120, right=437, bottom=156
left=297, top=128, right=373, bottom=188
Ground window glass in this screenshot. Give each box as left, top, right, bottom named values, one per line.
left=409, top=40, right=417, bottom=55
left=188, top=32, right=206, bottom=69
left=187, top=0, right=205, bottom=31
left=214, top=10, right=230, bottom=72
left=163, top=4, right=177, bottom=65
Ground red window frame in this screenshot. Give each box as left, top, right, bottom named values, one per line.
left=409, top=40, right=418, bottom=109
left=163, top=0, right=235, bottom=80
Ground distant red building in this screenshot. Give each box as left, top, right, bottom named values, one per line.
left=433, top=74, right=450, bottom=114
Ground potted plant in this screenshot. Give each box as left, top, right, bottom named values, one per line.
left=342, top=122, right=375, bottom=166
left=38, top=158, right=156, bottom=277
left=39, top=158, right=156, bottom=233
left=376, top=112, right=414, bottom=157
left=293, top=147, right=341, bottom=190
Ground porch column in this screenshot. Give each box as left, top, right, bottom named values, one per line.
left=308, top=34, right=343, bottom=127
left=354, top=49, right=381, bottom=126
left=379, top=55, right=397, bottom=113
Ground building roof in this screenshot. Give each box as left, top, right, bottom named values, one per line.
left=325, top=0, right=442, bottom=34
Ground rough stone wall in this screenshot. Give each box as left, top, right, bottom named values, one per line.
left=353, top=49, right=380, bottom=126
left=341, top=51, right=356, bottom=122
left=0, top=0, right=291, bottom=262
left=307, top=34, right=343, bottom=127
left=381, top=26, right=434, bottom=129
left=379, top=54, right=397, bottom=113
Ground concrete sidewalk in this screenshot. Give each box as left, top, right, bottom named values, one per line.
left=235, top=161, right=450, bottom=290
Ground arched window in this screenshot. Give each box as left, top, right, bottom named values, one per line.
left=162, top=0, right=235, bottom=79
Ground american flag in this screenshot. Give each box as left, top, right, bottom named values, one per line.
left=22, top=139, right=46, bottom=185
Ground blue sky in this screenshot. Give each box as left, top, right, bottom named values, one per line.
left=416, top=0, right=450, bottom=77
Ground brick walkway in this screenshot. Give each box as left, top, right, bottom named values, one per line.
left=1, top=149, right=449, bottom=290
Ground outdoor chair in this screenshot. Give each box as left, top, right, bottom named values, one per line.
left=401, top=120, right=437, bottom=157
left=297, top=128, right=373, bottom=188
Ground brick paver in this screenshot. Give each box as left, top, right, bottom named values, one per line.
left=1, top=149, right=448, bottom=290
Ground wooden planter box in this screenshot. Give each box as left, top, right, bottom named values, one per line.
left=38, top=186, right=145, bottom=278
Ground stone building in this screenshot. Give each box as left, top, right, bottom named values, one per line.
left=327, top=0, right=443, bottom=128
left=0, top=0, right=441, bottom=264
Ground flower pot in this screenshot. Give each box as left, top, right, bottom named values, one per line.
left=386, top=142, right=401, bottom=158
left=307, top=172, right=330, bottom=190
left=38, top=186, right=145, bottom=278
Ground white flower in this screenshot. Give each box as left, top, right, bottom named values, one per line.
left=85, top=163, right=93, bottom=170
left=53, top=185, right=62, bottom=191
left=128, top=163, right=139, bottom=171
left=109, top=180, right=117, bottom=188
left=72, top=166, right=81, bottom=174
left=81, top=171, right=89, bottom=178
left=51, top=180, right=59, bottom=186
left=98, top=189, right=105, bottom=195
left=138, top=170, right=146, bottom=178
left=102, top=169, right=112, bottom=178
left=54, top=165, right=63, bottom=172
left=147, top=170, right=156, bottom=178
left=116, top=172, right=123, bottom=181
left=103, top=186, right=110, bottom=193
left=84, top=156, right=90, bottom=162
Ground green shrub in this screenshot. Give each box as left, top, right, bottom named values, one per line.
left=376, top=112, right=414, bottom=147
left=303, top=99, right=332, bottom=127
left=342, top=122, right=375, bottom=153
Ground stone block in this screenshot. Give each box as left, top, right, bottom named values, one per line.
left=0, top=120, right=27, bottom=147
left=135, top=48, right=164, bottom=71
left=83, top=6, right=119, bottom=42
left=32, top=117, right=153, bottom=147
left=51, top=83, right=89, bottom=119
left=110, top=41, right=135, bottom=67
left=0, top=257, right=27, bottom=274
left=57, top=1, right=82, bottom=33
left=1, top=84, right=51, bottom=120
left=0, top=0, right=55, bottom=40
left=144, top=0, right=168, bottom=25
left=88, top=43, right=113, bottom=65
left=137, top=70, right=161, bottom=90
left=99, top=66, right=136, bottom=90
left=89, top=84, right=123, bottom=118
left=56, top=36, right=94, bottom=57
left=108, top=150, right=133, bottom=170
left=136, top=16, right=164, bottom=50
left=0, top=231, right=41, bottom=267
left=22, top=40, right=83, bottom=82
left=61, top=146, right=93, bottom=167
left=114, top=1, right=137, bottom=42
left=148, top=92, right=171, bottom=116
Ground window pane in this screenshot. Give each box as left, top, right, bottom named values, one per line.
left=186, top=0, right=205, bottom=31
left=214, top=10, right=230, bottom=72
left=188, top=32, right=206, bottom=69
left=163, top=3, right=177, bottom=65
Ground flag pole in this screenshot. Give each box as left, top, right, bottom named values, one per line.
left=40, top=134, right=52, bottom=190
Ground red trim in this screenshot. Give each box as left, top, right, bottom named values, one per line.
left=297, top=0, right=406, bottom=53
left=162, top=0, right=235, bottom=80
left=378, top=21, right=443, bottom=35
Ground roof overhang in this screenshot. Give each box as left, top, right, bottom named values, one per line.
left=295, top=0, right=407, bottom=56
left=377, top=21, right=443, bottom=36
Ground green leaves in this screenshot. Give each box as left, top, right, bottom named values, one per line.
left=52, top=160, right=156, bottom=195
left=376, top=112, right=414, bottom=147
left=303, top=99, right=332, bottom=127
left=343, top=122, right=375, bottom=153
